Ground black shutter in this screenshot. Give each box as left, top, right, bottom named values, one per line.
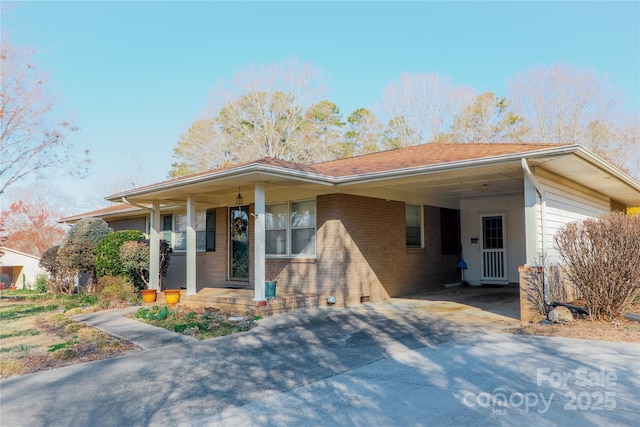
left=440, top=208, right=461, bottom=255
left=162, top=214, right=172, bottom=231
left=206, top=209, right=216, bottom=251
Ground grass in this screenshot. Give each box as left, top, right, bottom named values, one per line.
left=0, top=292, right=139, bottom=378
left=133, top=306, right=260, bottom=340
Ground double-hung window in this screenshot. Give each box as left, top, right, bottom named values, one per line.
left=406, top=204, right=423, bottom=248
left=266, top=199, right=316, bottom=256
left=162, top=211, right=212, bottom=252
left=266, top=203, right=288, bottom=255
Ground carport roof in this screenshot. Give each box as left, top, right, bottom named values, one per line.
left=311, top=143, right=554, bottom=176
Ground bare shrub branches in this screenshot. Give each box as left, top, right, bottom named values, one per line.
left=554, top=213, right=640, bottom=320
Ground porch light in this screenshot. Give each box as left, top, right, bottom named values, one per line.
left=236, top=187, right=244, bottom=206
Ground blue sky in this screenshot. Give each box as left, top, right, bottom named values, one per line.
left=3, top=1, right=639, bottom=211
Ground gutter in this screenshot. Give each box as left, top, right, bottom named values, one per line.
left=522, top=158, right=550, bottom=306
left=121, top=197, right=154, bottom=212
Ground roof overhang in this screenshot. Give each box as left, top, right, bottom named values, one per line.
left=105, top=163, right=336, bottom=205
left=105, top=145, right=640, bottom=208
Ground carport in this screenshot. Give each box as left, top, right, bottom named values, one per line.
left=402, top=284, right=521, bottom=320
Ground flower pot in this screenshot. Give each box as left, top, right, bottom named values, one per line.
left=164, top=289, right=181, bottom=305
left=265, top=280, right=277, bottom=300
left=141, top=289, right=157, bottom=303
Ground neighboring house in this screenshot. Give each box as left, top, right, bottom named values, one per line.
left=60, top=143, right=640, bottom=308
left=0, top=247, right=47, bottom=289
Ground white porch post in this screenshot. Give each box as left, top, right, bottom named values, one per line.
left=149, top=201, right=161, bottom=290
left=186, top=194, right=197, bottom=295
left=254, top=182, right=266, bottom=301
left=523, top=174, right=539, bottom=265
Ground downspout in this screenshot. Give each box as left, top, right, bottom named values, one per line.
left=521, top=158, right=550, bottom=306
left=121, top=197, right=152, bottom=213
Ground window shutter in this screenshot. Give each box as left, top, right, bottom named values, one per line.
left=206, top=209, right=216, bottom=251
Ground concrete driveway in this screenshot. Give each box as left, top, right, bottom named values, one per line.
left=1, top=301, right=638, bottom=426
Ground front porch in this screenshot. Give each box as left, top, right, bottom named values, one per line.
left=154, top=288, right=328, bottom=316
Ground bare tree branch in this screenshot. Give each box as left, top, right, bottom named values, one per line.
left=0, top=42, right=89, bottom=194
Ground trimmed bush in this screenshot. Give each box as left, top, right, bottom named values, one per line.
left=95, top=230, right=146, bottom=278
left=554, top=212, right=640, bottom=320
left=97, top=276, right=137, bottom=309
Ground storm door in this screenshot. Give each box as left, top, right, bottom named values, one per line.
left=480, top=214, right=508, bottom=282
left=230, top=207, right=249, bottom=280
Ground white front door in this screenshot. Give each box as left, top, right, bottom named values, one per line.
left=480, top=214, right=508, bottom=282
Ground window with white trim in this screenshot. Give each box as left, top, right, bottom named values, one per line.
left=266, top=203, right=288, bottom=255
left=406, top=204, right=422, bottom=248
left=162, top=211, right=211, bottom=252
left=266, top=199, right=316, bottom=256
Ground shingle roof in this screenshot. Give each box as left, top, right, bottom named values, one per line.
left=59, top=204, right=143, bottom=222
left=311, top=143, right=561, bottom=177
left=106, top=143, right=564, bottom=199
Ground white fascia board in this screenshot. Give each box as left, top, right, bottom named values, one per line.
left=571, top=146, right=640, bottom=193
left=0, top=247, right=42, bottom=261
left=106, top=164, right=335, bottom=202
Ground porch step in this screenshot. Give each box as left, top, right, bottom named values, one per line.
left=177, top=289, right=327, bottom=316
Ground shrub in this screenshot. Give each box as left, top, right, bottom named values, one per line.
left=57, top=218, right=111, bottom=293
left=521, top=262, right=576, bottom=318
left=59, top=294, right=98, bottom=311
left=95, top=230, right=146, bottom=279
left=39, top=246, right=76, bottom=294
left=554, top=212, right=640, bottom=320
left=35, top=274, right=48, bottom=293
left=120, top=241, right=150, bottom=290
left=97, top=276, right=137, bottom=309
left=159, top=239, right=173, bottom=290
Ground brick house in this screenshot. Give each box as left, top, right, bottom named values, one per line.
left=61, top=143, right=640, bottom=308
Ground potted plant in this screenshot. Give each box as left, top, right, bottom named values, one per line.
left=163, top=288, right=181, bottom=305
left=265, top=261, right=281, bottom=300
left=120, top=239, right=173, bottom=304
left=120, top=240, right=155, bottom=302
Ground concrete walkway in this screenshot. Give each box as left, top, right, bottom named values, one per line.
left=72, top=307, right=197, bottom=350
left=1, top=303, right=638, bottom=426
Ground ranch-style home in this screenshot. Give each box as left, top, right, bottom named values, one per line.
left=61, top=143, right=640, bottom=314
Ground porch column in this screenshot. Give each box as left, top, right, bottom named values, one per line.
left=254, top=182, right=266, bottom=301
left=523, top=174, right=539, bottom=265
left=186, top=194, right=197, bottom=295
left=149, top=201, right=161, bottom=290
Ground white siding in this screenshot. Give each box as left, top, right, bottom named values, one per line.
left=537, top=174, right=610, bottom=263
left=460, top=194, right=526, bottom=285
left=0, top=248, right=47, bottom=289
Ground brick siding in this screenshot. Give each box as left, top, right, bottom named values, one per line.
left=271, top=194, right=459, bottom=305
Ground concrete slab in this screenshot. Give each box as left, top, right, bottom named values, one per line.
left=402, top=284, right=521, bottom=321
